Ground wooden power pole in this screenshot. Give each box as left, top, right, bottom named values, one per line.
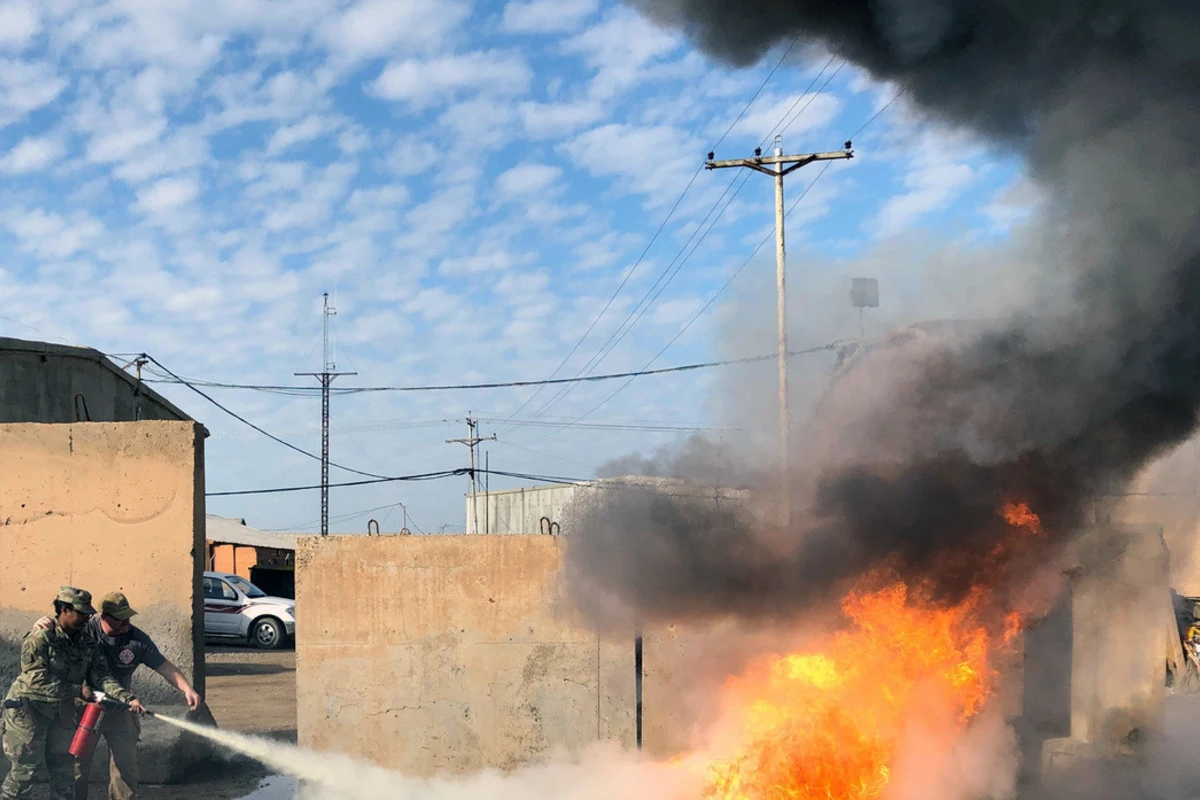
left=705, top=136, right=853, bottom=528
left=446, top=415, right=496, bottom=534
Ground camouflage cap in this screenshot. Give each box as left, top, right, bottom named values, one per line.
left=56, top=586, right=96, bottom=615
left=100, top=591, right=137, bottom=621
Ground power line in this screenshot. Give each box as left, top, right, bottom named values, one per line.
left=522, top=340, right=842, bottom=442
left=848, top=86, right=909, bottom=141
left=516, top=169, right=754, bottom=426
left=141, top=354, right=390, bottom=481
left=759, top=55, right=840, bottom=145
left=535, top=86, right=907, bottom=436
left=138, top=350, right=837, bottom=394
left=207, top=468, right=468, bottom=497
left=778, top=60, right=846, bottom=138
left=514, top=58, right=849, bottom=430
left=211, top=468, right=756, bottom=501
left=496, top=37, right=804, bottom=435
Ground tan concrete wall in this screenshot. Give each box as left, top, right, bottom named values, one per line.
left=0, top=422, right=206, bottom=705
left=296, top=535, right=687, bottom=776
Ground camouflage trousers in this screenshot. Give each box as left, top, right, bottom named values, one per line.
left=1, top=699, right=76, bottom=800
left=73, top=709, right=140, bottom=800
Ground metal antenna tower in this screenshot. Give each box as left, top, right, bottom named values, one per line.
left=296, top=292, right=355, bottom=536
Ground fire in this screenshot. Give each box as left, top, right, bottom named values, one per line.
left=704, top=578, right=998, bottom=800
left=999, top=501, right=1041, bottom=534
left=698, top=503, right=1043, bottom=800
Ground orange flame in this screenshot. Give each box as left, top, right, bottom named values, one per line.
left=1000, top=501, right=1041, bottom=534
left=703, top=578, right=1002, bottom=800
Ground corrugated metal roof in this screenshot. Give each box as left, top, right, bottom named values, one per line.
left=206, top=515, right=299, bottom=550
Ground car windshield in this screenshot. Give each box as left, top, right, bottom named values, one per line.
left=226, top=575, right=267, bottom=598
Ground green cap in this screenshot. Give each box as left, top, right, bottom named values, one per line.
left=56, top=586, right=96, bottom=615
left=100, top=592, right=137, bottom=621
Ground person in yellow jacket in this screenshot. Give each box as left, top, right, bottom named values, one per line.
left=1, top=587, right=144, bottom=800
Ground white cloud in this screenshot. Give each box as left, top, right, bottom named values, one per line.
left=437, top=96, right=519, bottom=152
left=875, top=160, right=976, bottom=236
left=261, top=161, right=356, bottom=231
left=111, top=130, right=209, bottom=183
left=321, top=0, right=470, bottom=62
left=384, top=135, right=438, bottom=177
left=0, top=134, right=64, bottom=173
left=501, top=0, right=597, bottom=34
left=0, top=1, right=40, bottom=50
left=85, top=117, right=167, bottom=164
left=518, top=99, right=605, bottom=139
left=266, top=115, right=340, bottom=155
left=370, top=51, right=532, bottom=108
left=3, top=208, right=104, bottom=259
left=729, top=91, right=844, bottom=145
left=872, top=126, right=984, bottom=237
left=337, top=126, right=369, bottom=155
left=566, top=122, right=699, bottom=208
left=438, top=248, right=533, bottom=278
left=136, top=175, right=200, bottom=213
left=0, top=59, right=67, bottom=124
left=563, top=7, right=680, bottom=100
left=496, top=162, right=562, bottom=197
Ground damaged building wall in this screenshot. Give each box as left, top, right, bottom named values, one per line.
left=1029, top=524, right=1172, bottom=778
left=0, top=422, right=206, bottom=708
left=295, top=535, right=691, bottom=776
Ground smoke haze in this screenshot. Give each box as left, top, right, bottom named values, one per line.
left=564, top=0, right=1200, bottom=629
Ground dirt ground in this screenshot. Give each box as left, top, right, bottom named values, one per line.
left=102, top=646, right=297, bottom=800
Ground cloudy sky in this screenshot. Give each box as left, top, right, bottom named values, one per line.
left=0, top=0, right=1036, bottom=534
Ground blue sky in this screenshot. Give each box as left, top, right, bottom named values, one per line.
left=0, top=0, right=1038, bottom=534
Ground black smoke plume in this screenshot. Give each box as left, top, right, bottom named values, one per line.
left=564, top=0, right=1200, bottom=628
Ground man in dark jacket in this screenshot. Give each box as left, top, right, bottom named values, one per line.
left=1, top=587, right=142, bottom=800
left=35, top=591, right=201, bottom=800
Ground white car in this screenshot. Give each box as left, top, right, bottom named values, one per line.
left=203, top=571, right=295, bottom=650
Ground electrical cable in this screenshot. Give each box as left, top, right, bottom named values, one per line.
left=516, top=169, right=753, bottom=426
left=848, top=86, right=909, bottom=141
left=207, top=468, right=468, bottom=497
left=530, top=87, right=908, bottom=435
left=137, top=350, right=831, bottom=394
left=515, top=57, right=850, bottom=430
left=758, top=55, right=839, bottom=146
left=141, top=354, right=392, bottom=481
left=495, top=36, right=805, bottom=435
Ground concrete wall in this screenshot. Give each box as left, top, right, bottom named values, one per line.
left=0, top=422, right=206, bottom=706
left=296, top=535, right=685, bottom=776
left=1036, top=524, right=1172, bottom=776
left=0, top=337, right=191, bottom=424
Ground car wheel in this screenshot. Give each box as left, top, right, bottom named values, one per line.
left=250, top=617, right=285, bottom=650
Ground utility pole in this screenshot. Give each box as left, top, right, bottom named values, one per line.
left=296, top=292, right=355, bottom=536
left=446, top=415, right=496, bottom=534
left=705, top=136, right=853, bottom=528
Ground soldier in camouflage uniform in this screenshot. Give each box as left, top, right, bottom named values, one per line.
left=1, top=588, right=143, bottom=800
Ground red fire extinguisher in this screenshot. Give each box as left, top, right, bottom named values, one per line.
left=68, top=694, right=108, bottom=760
